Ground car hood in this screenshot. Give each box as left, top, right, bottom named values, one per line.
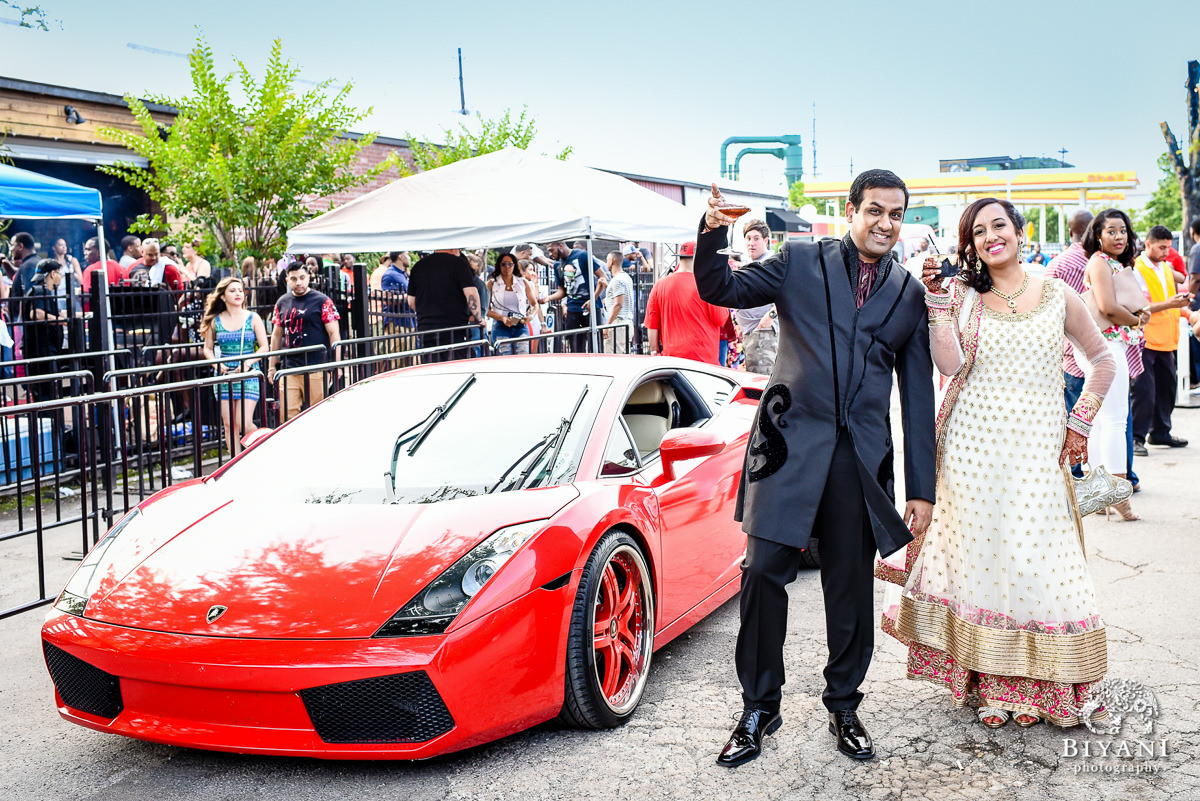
left=83, top=483, right=579, bottom=638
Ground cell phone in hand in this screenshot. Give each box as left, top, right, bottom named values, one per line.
left=927, top=235, right=958, bottom=278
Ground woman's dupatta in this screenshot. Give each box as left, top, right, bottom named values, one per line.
left=876, top=280, right=983, bottom=642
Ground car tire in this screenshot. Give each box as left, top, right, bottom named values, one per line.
left=798, top=536, right=820, bottom=569
left=559, top=529, right=655, bottom=729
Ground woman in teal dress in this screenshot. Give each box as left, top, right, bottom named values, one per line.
left=201, top=277, right=268, bottom=455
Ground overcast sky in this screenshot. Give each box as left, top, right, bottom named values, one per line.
left=4, top=0, right=1196, bottom=202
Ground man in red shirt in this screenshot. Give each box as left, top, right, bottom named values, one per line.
left=123, top=238, right=182, bottom=290
left=644, top=241, right=728, bottom=364
left=80, top=237, right=123, bottom=294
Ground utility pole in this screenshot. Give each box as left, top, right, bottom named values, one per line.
left=811, top=102, right=818, bottom=178
left=1058, top=147, right=1068, bottom=167
left=457, top=48, right=468, bottom=116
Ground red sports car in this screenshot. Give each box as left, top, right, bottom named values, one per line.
left=42, top=355, right=766, bottom=759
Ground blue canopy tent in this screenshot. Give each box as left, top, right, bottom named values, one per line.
left=0, top=162, right=110, bottom=351
left=0, top=160, right=109, bottom=261
left=0, top=163, right=103, bottom=221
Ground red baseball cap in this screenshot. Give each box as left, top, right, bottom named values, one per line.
left=679, top=241, right=696, bottom=257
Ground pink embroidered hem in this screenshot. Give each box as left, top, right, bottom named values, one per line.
left=905, top=642, right=1106, bottom=727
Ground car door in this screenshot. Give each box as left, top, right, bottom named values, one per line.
left=640, top=370, right=750, bottom=628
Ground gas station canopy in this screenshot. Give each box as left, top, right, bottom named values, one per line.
left=804, top=169, right=1138, bottom=204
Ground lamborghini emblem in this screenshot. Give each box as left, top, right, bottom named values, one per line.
left=206, top=605, right=228, bottom=623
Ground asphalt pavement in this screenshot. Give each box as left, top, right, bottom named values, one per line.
left=2, top=403, right=1197, bottom=801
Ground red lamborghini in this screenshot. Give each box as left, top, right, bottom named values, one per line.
left=42, top=355, right=766, bottom=759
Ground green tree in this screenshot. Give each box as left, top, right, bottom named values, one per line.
left=787, top=180, right=812, bottom=211
left=2, top=2, right=51, bottom=29
left=1022, top=206, right=1062, bottom=243
left=403, top=107, right=571, bottom=175
left=98, top=37, right=396, bottom=262
left=1139, top=152, right=1184, bottom=232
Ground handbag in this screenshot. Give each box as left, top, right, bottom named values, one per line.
left=214, top=313, right=250, bottom=376
left=1072, top=464, right=1133, bottom=517
left=1083, top=266, right=1144, bottom=331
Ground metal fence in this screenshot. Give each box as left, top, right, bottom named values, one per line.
left=0, top=256, right=633, bottom=619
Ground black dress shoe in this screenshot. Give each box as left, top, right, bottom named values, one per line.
left=716, top=708, right=782, bottom=767
left=829, top=709, right=875, bottom=759
left=1147, top=435, right=1188, bottom=448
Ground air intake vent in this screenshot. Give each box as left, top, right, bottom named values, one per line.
left=300, top=670, right=454, bottom=743
left=43, top=641, right=123, bottom=719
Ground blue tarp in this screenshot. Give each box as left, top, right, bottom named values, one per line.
left=0, top=162, right=102, bottom=220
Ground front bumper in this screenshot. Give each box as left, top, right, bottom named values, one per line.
left=41, top=579, right=574, bottom=759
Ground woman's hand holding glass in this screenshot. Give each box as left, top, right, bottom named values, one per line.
left=922, top=256, right=949, bottom=295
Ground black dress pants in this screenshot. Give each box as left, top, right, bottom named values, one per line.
left=1131, top=348, right=1176, bottom=442
left=735, top=432, right=877, bottom=713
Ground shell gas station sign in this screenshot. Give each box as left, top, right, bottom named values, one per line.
left=804, top=170, right=1139, bottom=198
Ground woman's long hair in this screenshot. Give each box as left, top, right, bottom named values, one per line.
left=199, top=277, right=244, bottom=338
left=956, top=197, right=1026, bottom=293
left=1081, top=208, right=1136, bottom=267
left=493, top=254, right=518, bottom=286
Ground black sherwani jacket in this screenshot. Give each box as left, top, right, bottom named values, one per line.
left=694, top=224, right=936, bottom=557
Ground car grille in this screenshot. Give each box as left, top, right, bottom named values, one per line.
left=42, top=641, right=124, bottom=720
left=299, top=670, right=455, bottom=744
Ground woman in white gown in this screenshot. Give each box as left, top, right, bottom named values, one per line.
left=877, top=198, right=1116, bottom=729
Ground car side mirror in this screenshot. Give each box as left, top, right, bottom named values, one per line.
left=241, top=428, right=274, bottom=450
left=658, top=428, right=725, bottom=482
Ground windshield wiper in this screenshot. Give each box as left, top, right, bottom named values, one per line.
left=514, top=384, right=590, bottom=491
left=488, top=433, right=557, bottom=494
left=406, top=374, right=477, bottom=456
left=383, top=374, right=477, bottom=502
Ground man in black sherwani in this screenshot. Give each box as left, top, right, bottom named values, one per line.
left=696, top=170, right=936, bottom=765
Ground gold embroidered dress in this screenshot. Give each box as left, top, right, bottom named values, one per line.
left=878, top=278, right=1116, bottom=725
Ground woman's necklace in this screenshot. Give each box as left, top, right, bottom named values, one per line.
left=989, top=272, right=1030, bottom=312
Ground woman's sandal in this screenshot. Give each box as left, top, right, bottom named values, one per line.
left=1014, top=713, right=1041, bottom=728
left=978, top=707, right=1009, bottom=729
left=1105, top=500, right=1140, bottom=521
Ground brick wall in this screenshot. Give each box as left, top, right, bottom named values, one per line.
left=303, top=140, right=415, bottom=214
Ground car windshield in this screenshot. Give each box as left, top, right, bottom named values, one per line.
left=216, top=371, right=609, bottom=504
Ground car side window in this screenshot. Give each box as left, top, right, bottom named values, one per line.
left=601, top=418, right=641, bottom=476
left=680, top=369, right=736, bottom=414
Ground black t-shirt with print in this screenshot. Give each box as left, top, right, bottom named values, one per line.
left=407, top=252, right=475, bottom=330
left=22, top=284, right=62, bottom=356
left=270, top=289, right=339, bottom=367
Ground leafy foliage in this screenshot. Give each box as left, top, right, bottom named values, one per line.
left=403, top=107, right=571, bottom=175
left=1022, top=206, right=1062, bottom=243
left=1139, top=152, right=1184, bottom=232
left=787, top=180, right=813, bottom=211
left=2, top=2, right=52, bottom=30
left=98, top=37, right=397, bottom=262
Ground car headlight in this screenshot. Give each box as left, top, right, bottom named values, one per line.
left=54, top=508, right=141, bottom=616
left=375, top=519, right=548, bottom=637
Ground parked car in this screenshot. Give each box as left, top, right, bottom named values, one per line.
left=43, top=355, right=765, bottom=759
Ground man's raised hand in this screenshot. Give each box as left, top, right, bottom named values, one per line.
left=706, top=182, right=735, bottom=230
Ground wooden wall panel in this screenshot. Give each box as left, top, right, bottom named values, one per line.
left=0, top=89, right=173, bottom=146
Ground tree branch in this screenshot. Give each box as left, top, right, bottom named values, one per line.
left=1161, top=122, right=1186, bottom=175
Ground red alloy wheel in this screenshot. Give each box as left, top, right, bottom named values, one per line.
left=591, top=550, right=647, bottom=708
left=560, top=531, right=655, bottom=728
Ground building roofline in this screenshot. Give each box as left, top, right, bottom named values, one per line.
left=0, top=75, right=177, bottom=114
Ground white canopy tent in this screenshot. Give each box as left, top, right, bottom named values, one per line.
left=287, top=149, right=701, bottom=351
left=287, top=148, right=698, bottom=252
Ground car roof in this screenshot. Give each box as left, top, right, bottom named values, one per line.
left=375, top=354, right=735, bottom=383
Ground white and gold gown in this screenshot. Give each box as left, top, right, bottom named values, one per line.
left=879, top=278, right=1116, bottom=725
